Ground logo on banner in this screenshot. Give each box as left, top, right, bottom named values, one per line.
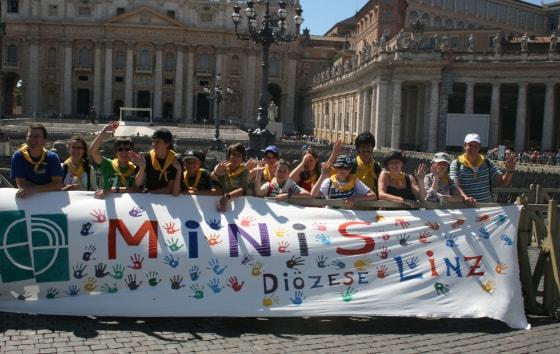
left=0, top=210, right=69, bottom=283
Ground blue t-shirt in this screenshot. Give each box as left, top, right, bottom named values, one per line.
left=11, top=149, right=63, bottom=185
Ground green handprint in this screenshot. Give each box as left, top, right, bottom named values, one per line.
left=341, top=286, right=358, bottom=302
left=101, top=283, right=118, bottom=294
left=46, top=288, right=59, bottom=299
left=146, top=272, right=161, bottom=287
left=111, top=264, right=125, bottom=279
left=166, top=238, right=184, bottom=252
left=189, top=284, right=204, bottom=299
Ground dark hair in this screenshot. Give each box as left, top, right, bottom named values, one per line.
left=152, top=128, right=173, bottom=146
left=227, top=142, right=246, bottom=160
left=113, top=137, right=135, bottom=151
left=274, top=159, right=291, bottom=170
left=355, top=131, right=376, bottom=150
left=68, top=135, right=92, bottom=174
left=301, top=148, right=321, bottom=182
left=28, top=123, right=48, bottom=139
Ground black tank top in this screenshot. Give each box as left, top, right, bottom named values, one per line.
left=386, top=174, right=416, bottom=200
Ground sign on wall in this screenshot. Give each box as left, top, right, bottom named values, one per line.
left=0, top=190, right=528, bottom=329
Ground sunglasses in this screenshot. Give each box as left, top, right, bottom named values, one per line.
left=116, top=147, right=131, bottom=152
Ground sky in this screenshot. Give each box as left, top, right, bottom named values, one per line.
left=300, top=0, right=554, bottom=36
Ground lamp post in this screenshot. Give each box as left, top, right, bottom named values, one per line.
left=232, top=0, right=303, bottom=156
left=204, top=73, right=233, bottom=154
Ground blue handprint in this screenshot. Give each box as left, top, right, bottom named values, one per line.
left=206, top=218, right=222, bottom=230
left=290, top=291, right=307, bottom=306
left=500, top=234, right=513, bottom=246
left=207, top=258, right=228, bottom=275
left=190, top=265, right=201, bottom=281
left=315, top=234, right=331, bottom=245
left=66, top=285, right=80, bottom=296
left=80, top=222, right=93, bottom=236
left=207, top=278, right=225, bottom=294
left=316, top=255, right=329, bottom=268
left=398, top=234, right=410, bottom=246
left=478, top=227, right=490, bottom=239
left=129, top=206, right=145, bottom=217
left=496, top=214, right=507, bottom=226
left=331, top=259, right=346, bottom=270
left=406, top=257, right=419, bottom=269
left=82, top=245, right=96, bottom=261
left=164, top=254, right=179, bottom=268
left=445, top=234, right=459, bottom=247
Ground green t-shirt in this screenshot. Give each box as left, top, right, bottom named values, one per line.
left=216, top=166, right=249, bottom=194
left=97, top=156, right=139, bottom=189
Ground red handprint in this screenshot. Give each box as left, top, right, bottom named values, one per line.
left=378, top=246, right=390, bottom=259
left=395, top=218, right=410, bottom=229
left=205, top=234, right=222, bottom=246
left=240, top=216, right=256, bottom=227
left=377, top=265, right=389, bottom=278
left=425, top=221, right=440, bottom=230
left=278, top=240, right=291, bottom=253
left=476, top=215, right=490, bottom=224
left=380, top=232, right=390, bottom=241
left=127, top=253, right=144, bottom=270
left=419, top=231, right=432, bottom=243
left=90, top=209, right=107, bottom=223
left=452, top=218, right=467, bottom=228
left=227, top=276, right=245, bottom=292
left=312, top=222, right=327, bottom=231
left=164, top=222, right=180, bottom=234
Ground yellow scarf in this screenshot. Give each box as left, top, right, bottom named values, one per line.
left=150, top=150, right=177, bottom=182
left=303, top=173, right=318, bottom=186
left=111, top=159, right=136, bottom=186
left=440, top=174, right=450, bottom=186
left=64, top=158, right=85, bottom=185
left=458, top=153, right=485, bottom=180
left=263, top=164, right=273, bottom=182
left=226, top=164, right=248, bottom=187
left=18, top=144, right=48, bottom=173
left=330, top=174, right=356, bottom=192
left=183, top=169, right=203, bottom=191
left=356, top=155, right=378, bottom=184
left=389, top=172, right=406, bottom=188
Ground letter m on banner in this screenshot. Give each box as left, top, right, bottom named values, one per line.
left=108, top=219, right=158, bottom=259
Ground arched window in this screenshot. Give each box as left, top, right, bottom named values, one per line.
left=199, top=53, right=211, bottom=71
left=139, top=49, right=151, bottom=68
left=422, top=13, right=431, bottom=26
left=7, top=45, right=17, bottom=64
left=48, top=47, right=57, bottom=66
left=270, top=57, right=279, bottom=77
left=445, top=18, right=454, bottom=29
left=457, top=21, right=465, bottom=29
left=79, top=47, right=90, bottom=65
left=116, top=50, right=125, bottom=70
left=434, top=16, right=442, bottom=27
left=165, top=53, right=174, bottom=71
left=409, top=11, right=419, bottom=22
left=231, top=55, right=240, bottom=74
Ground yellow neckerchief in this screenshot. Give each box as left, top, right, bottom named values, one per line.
left=389, top=171, right=406, bottom=188
left=263, top=164, right=273, bottom=182
left=64, top=157, right=85, bottom=185
left=150, top=149, right=177, bottom=182
left=440, top=173, right=450, bottom=186
left=183, top=168, right=203, bottom=191
left=226, top=164, right=248, bottom=187
left=330, top=174, right=356, bottom=192
left=458, top=153, right=485, bottom=180
left=111, top=159, right=136, bottom=186
left=356, top=155, right=377, bottom=182
left=303, top=172, right=318, bottom=186
left=18, top=144, right=47, bottom=173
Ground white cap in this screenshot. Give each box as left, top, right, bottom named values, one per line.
left=464, top=133, right=481, bottom=144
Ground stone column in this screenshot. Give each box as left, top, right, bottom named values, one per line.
left=26, top=37, right=40, bottom=115
left=427, top=80, right=440, bottom=153
left=185, top=45, right=195, bottom=123
left=391, top=80, right=402, bottom=149
left=284, top=51, right=298, bottom=132
left=153, top=42, right=164, bottom=120
left=541, top=83, right=556, bottom=151
left=465, top=81, right=474, bottom=114
left=213, top=46, right=223, bottom=124
left=370, top=86, right=377, bottom=135
left=489, top=82, right=501, bottom=148
left=124, top=41, right=135, bottom=108
left=243, top=48, right=258, bottom=127
left=103, top=40, right=114, bottom=118
left=62, top=38, right=73, bottom=115
left=514, top=83, right=528, bottom=153
left=375, top=80, right=389, bottom=148
left=93, top=40, right=102, bottom=114
left=173, top=43, right=185, bottom=121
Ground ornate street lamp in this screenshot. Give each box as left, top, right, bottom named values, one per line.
left=232, top=0, right=304, bottom=156
left=204, top=73, right=233, bottom=154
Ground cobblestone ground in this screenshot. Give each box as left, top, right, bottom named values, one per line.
left=1, top=312, right=560, bottom=353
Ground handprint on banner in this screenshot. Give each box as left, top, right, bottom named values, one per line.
left=146, top=272, right=161, bottom=286
left=481, top=279, right=496, bottom=293
left=354, top=258, right=373, bottom=271
left=478, top=227, right=490, bottom=239
left=398, top=234, right=410, bottom=246
left=373, top=214, right=385, bottom=223
left=190, top=265, right=201, bottom=281
left=377, top=265, right=389, bottom=278
left=82, top=245, right=96, bottom=261
left=73, top=263, right=87, bottom=279
left=434, top=282, right=450, bottom=296
left=127, top=253, right=145, bottom=270
left=84, top=277, right=97, bottom=292
left=341, top=286, right=358, bottom=302
left=17, top=291, right=31, bottom=300
left=278, top=240, right=290, bottom=253
left=90, top=209, right=107, bottom=223
left=500, top=234, right=513, bottom=246
left=406, top=257, right=419, bottom=269
left=316, top=255, right=329, bottom=268
left=166, top=238, right=184, bottom=252
left=66, top=285, right=80, bottom=296
left=380, top=232, right=390, bottom=241
left=331, top=259, right=346, bottom=270
left=207, top=258, right=228, bottom=275
left=129, top=205, right=145, bottom=217
left=262, top=293, right=280, bottom=307
left=377, top=246, right=390, bottom=259
left=80, top=222, right=94, bottom=236
left=476, top=214, right=490, bottom=224
left=395, top=218, right=410, bottom=229
left=125, top=274, right=142, bottom=290
left=204, top=233, right=222, bottom=246
left=452, top=218, right=466, bottom=228
left=241, top=253, right=254, bottom=266
left=240, top=216, right=256, bottom=227
left=95, top=263, right=110, bottom=278
left=163, top=222, right=180, bottom=234
left=110, top=264, right=125, bottom=279
left=101, top=283, right=118, bottom=294
left=227, top=276, right=245, bottom=292
left=315, top=234, right=331, bottom=245
left=46, top=288, right=59, bottom=299
left=251, top=261, right=264, bottom=276
left=419, top=231, right=432, bottom=244
left=290, top=291, right=307, bottom=306
left=208, top=278, right=225, bottom=294
left=496, top=214, right=507, bottom=226
left=206, top=218, right=222, bottom=230
left=312, top=222, right=327, bottom=231
left=445, top=235, right=459, bottom=247
left=286, top=256, right=305, bottom=270
left=425, top=221, right=440, bottom=230
left=496, top=262, right=508, bottom=275
left=164, top=254, right=179, bottom=269
left=189, top=284, right=204, bottom=299
left=275, top=227, right=289, bottom=237
left=170, top=275, right=185, bottom=290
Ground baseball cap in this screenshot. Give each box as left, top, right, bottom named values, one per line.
left=183, top=150, right=205, bottom=163
left=432, top=152, right=451, bottom=163
left=464, top=133, right=481, bottom=144
left=333, top=154, right=354, bottom=169
left=263, top=145, right=279, bottom=156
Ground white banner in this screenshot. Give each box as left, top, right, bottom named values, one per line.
left=0, top=189, right=528, bottom=329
